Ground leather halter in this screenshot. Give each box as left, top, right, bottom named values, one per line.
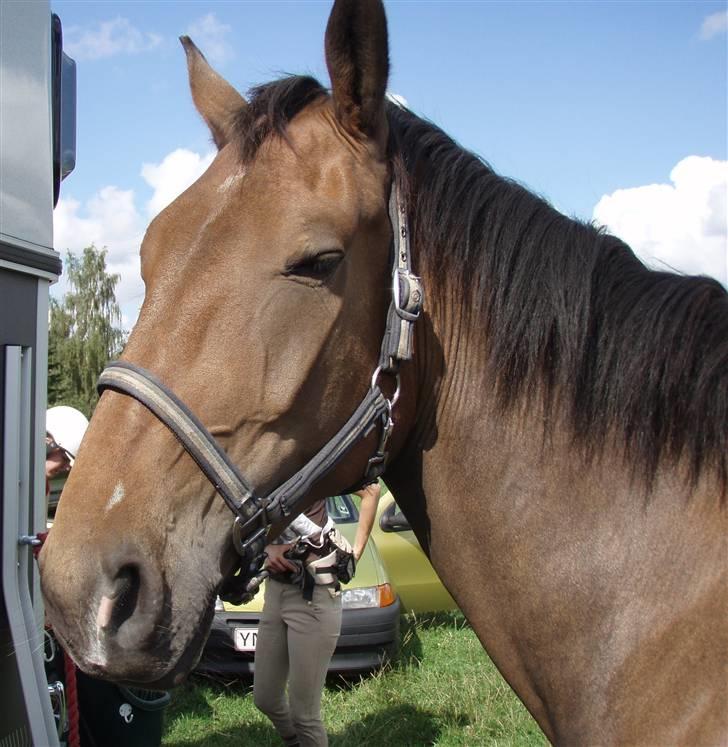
left=97, top=180, right=423, bottom=600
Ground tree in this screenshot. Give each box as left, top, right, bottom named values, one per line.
left=48, top=245, right=125, bottom=416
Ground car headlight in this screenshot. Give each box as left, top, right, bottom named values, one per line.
left=342, top=583, right=396, bottom=609
left=342, top=586, right=379, bottom=609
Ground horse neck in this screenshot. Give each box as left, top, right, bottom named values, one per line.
left=393, top=280, right=725, bottom=742
left=386, top=212, right=728, bottom=744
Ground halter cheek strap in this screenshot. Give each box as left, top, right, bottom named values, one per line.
left=96, top=180, right=423, bottom=600
left=380, top=183, right=422, bottom=370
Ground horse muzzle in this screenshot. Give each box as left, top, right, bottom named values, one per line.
left=40, top=533, right=208, bottom=685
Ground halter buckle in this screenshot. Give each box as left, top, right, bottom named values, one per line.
left=393, top=268, right=423, bottom=322
left=232, top=506, right=268, bottom=560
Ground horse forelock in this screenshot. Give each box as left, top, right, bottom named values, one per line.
left=232, top=75, right=329, bottom=163
left=385, top=103, right=728, bottom=498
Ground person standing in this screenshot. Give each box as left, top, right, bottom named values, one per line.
left=253, top=481, right=381, bottom=747
left=45, top=405, right=89, bottom=501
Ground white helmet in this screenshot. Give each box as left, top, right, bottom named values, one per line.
left=46, top=406, right=89, bottom=465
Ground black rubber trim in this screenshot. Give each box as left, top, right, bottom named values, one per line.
left=0, top=240, right=62, bottom=276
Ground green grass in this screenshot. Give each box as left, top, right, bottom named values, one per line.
left=162, top=611, right=547, bottom=746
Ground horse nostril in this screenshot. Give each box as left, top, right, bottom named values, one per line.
left=98, top=565, right=141, bottom=634
left=96, top=546, right=165, bottom=652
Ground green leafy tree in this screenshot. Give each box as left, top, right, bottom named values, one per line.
left=48, top=245, right=125, bottom=416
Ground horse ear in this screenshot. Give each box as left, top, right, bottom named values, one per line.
left=325, top=0, right=389, bottom=149
left=179, top=36, right=246, bottom=150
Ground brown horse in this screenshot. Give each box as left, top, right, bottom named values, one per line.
left=40, top=1, right=727, bottom=743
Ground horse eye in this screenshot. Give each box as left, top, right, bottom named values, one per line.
left=285, top=251, right=343, bottom=281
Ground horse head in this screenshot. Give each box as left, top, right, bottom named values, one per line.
left=40, top=0, right=406, bottom=688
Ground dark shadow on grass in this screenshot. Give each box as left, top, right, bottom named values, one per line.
left=331, top=703, right=470, bottom=746
left=163, top=675, right=253, bottom=732
left=193, top=670, right=254, bottom=690
left=163, top=722, right=279, bottom=747
left=165, top=680, right=214, bottom=723
left=164, top=705, right=470, bottom=747
left=191, top=672, right=253, bottom=695
left=394, top=616, right=423, bottom=670
left=391, top=610, right=467, bottom=671
left=164, top=676, right=279, bottom=747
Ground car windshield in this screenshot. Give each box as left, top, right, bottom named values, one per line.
left=326, top=494, right=358, bottom=524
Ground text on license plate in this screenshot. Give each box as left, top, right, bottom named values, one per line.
left=234, top=627, right=258, bottom=652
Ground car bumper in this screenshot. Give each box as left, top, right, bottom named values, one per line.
left=197, top=597, right=401, bottom=677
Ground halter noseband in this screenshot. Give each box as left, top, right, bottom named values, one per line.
left=96, top=180, right=423, bottom=601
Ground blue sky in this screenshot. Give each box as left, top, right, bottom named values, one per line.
left=50, top=1, right=727, bottom=325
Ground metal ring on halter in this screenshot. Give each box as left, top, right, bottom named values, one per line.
left=371, top=366, right=401, bottom=407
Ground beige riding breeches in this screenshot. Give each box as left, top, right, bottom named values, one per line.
left=253, top=577, right=342, bottom=747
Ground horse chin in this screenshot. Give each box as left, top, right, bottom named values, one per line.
left=62, top=590, right=217, bottom=690
left=164, top=606, right=217, bottom=687
left=120, top=623, right=212, bottom=690
left=126, top=593, right=218, bottom=689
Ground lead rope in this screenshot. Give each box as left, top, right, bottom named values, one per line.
left=29, top=532, right=81, bottom=747
left=63, top=649, right=80, bottom=747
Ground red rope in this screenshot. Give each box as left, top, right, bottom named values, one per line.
left=31, top=531, right=48, bottom=559
left=63, top=649, right=80, bottom=747
left=31, top=531, right=80, bottom=746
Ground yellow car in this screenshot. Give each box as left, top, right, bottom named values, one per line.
left=372, top=490, right=456, bottom=613
left=198, top=487, right=456, bottom=677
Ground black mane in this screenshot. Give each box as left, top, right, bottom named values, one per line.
left=387, top=104, right=728, bottom=494
left=234, top=76, right=728, bottom=494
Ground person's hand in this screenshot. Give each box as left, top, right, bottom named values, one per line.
left=263, top=543, right=298, bottom=573
left=355, top=482, right=381, bottom=500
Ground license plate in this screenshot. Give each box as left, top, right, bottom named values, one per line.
left=233, top=627, right=258, bottom=652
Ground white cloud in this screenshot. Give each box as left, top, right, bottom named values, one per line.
left=185, top=14, right=234, bottom=67
left=64, top=17, right=162, bottom=61
left=53, top=186, right=146, bottom=327
left=53, top=148, right=215, bottom=327
left=142, top=149, right=216, bottom=217
left=593, top=156, right=727, bottom=286
left=700, top=10, right=728, bottom=40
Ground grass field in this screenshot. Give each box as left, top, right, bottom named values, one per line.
left=162, top=611, right=547, bottom=746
